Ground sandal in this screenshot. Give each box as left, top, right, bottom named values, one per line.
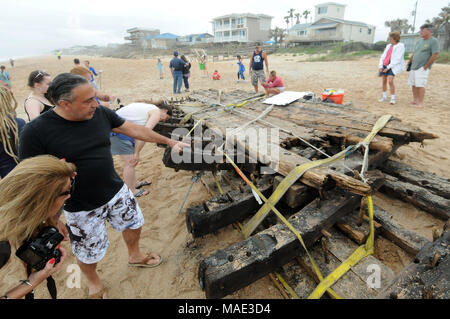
left=136, top=180, right=152, bottom=189
left=128, top=253, right=163, bottom=268
left=134, top=188, right=149, bottom=198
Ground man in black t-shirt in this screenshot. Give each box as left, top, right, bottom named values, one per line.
left=19, top=73, right=188, bottom=299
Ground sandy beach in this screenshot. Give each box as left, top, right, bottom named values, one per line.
left=0, top=53, right=448, bottom=299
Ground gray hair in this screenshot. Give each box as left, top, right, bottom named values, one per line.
left=47, top=73, right=88, bottom=105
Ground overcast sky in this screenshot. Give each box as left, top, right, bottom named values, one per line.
left=0, top=0, right=447, bottom=61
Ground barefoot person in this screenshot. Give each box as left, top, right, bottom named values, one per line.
left=19, top=73, right=188, bottom=299
left=24, top=70, right=55, bottom=120
left=262, top=70, right=285, bottom=95
left=110, top=102, right=172, bottom=197
left=408, top=24, right=440, bottom=108
left=378, top=32, right=405, bottom=105
left=249, top=44, right=269, bottom=93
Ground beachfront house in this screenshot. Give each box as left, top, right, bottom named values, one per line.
left=211, top=13, right=273, bottom=43
left=125, top=28, right=160, bottom=47
left=145, top=33, right=179, bottom=49
left=178, top=33, right=214, bottom=45
left=286, top=2, right=376, bottom=45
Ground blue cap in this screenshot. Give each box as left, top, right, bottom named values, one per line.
left=173, top=51, right=178, bottom=56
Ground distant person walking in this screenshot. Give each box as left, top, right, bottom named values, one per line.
left=57, top=51, right=62, bottom=60
left=24, top=70, right=55, bottom=121
left=169, top=51, right=186, bottom=94
left=408, top=23, right=440, bottom=108
left=237, top=55, right=246, bottom=82
left=0, top=66, right=12, bottom=89
left=378, top=31, right=405, bottom=105
left=180, top=55, right=191, bottom=92
left=9, top=59, right=14, bottom=67
left=157, top=58, right=164, bottom=79
left=84, top=60, right=99, bottom=90
left=249, top=44, right=269, bottom=93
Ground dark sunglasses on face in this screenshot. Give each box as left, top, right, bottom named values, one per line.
left=59, top=177, right=75, bottom=197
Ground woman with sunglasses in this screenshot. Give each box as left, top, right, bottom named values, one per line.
left=0, top=155, right=75, bottom=299
left=24, top=70, right=55, bottom=121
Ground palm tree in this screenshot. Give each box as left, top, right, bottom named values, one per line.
left=385, top=19, right=412, bottom=34
left=303, top=10, right=311, bottom=24
left=288, top=8, right=295, bottom=28
left=425, top=4, right=449, bottom=51
left=284, top=16, right=290, bottom=31
left=295, top=13, right=301, bottom=24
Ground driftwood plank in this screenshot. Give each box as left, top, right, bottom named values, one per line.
left=377, top=230, right=450, bottom=299
left=380, top=174, right=450, bottom=220
left=186, top=182, right=273, bottom=238
left=198, top=189, right=360, bottom=299
left=373, top=206, right=431, bottom=255
left=273, top=175, right=317, bottom=209
left=382, top=160, right=450, bottom=200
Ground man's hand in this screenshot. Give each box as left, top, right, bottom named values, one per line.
left=169, top=140, right=189, bottom=153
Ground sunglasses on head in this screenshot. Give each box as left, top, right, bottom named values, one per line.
left=33, top=70, right=46, bottom=81
left=59, top=177, right=75, bottom=197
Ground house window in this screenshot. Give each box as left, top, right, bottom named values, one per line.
left=360, top=28, right=362, bottom=33
left=224, top=20, right=230, bottom=26
left=215, top=32, right=222, bottom=37
left=368, top=29, right=372, bottom=35
left=318, top=7, right=327, bottom=14
left=239, top=30, right=246, bottom=37
left=224, top=31, right=230, bottom=37
left=298, top=30, right=307, bottom=36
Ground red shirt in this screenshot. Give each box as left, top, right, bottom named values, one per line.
left=266, top=75, right=284, bottom=88
left=212, top=72, right=220, bottom=80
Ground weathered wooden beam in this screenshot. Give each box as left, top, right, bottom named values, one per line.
left=186, top=182, right=273, bottom=238
left=373, top=206, right=431, bottom=255
left=198, top=189, right=360, bottom=299
left=380, top=174, right=450, bottom=220
left=273, top=175, right=318, bottom=209
left=377, top=230, right=450, bottom=299
left=382, top=160, right=450, bottom=200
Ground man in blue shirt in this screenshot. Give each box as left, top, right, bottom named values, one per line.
left=169, top=51, right=186, bottom=94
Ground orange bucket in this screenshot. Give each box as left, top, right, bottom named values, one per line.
left=321, top=92, right=344, bottom=104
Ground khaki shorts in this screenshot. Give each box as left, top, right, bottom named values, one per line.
left=408, top=67, right=430, bottom=88
left=64, top=184, right=144, bottom=264
left=251, top=69, right=266, bottom=86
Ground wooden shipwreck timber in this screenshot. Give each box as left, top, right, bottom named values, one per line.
left=154, top=89, right=449, bottom=299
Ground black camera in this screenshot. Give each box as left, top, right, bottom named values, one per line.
left=16, top=226, right=63, bottom=271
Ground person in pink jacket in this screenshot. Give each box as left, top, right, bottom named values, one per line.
left=262, top=70, right=285, bottom=95
left=378, top=32, right=405, bottom=105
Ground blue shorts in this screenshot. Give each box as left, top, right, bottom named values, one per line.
left=379, top=65, right=395, bottom=77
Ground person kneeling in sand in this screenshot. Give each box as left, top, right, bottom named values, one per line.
left=262, top=71, right=285, bottom=95
left=212, top=70, right=221, bottom=80
left=110, top=102, right=172, bottom=197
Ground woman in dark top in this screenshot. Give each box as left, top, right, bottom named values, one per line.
left=24, top=70, right=54, bottom=121
left=180, top=55, right=192, bottom=92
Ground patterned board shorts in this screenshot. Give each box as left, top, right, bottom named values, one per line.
left=64, top=184, right=145, bottom=264
left=251, top=69, right=266, bottom=86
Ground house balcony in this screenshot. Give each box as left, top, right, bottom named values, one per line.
left=214, top=35, right=248, bottom=43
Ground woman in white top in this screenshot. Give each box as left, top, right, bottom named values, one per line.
left=378, top=32, right=405, bottom=105
left=110, top=102, right=172, bottom=197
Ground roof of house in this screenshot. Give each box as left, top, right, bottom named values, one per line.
left=289, top=23, right=312, bottom=31
left=212, top=13, right=273, bottom=21
left=313, top=17, right=373, bottom=28
left=145, top=33, right=179, bottom=40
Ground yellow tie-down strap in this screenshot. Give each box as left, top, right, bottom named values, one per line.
left=229, top=114, right=392, bottom=299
